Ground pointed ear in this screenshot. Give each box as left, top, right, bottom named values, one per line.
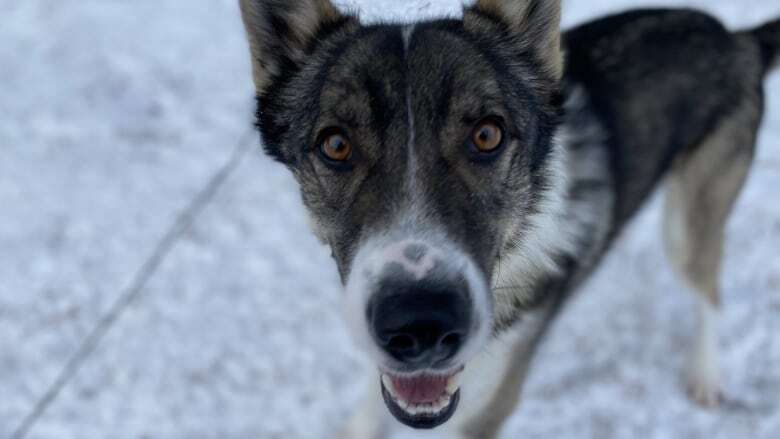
left=239, top=0, right=350, bottom=94
left=465, top=0, right=563, bottom=81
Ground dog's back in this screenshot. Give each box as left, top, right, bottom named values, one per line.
left=565, top=9, right=777, bottom=230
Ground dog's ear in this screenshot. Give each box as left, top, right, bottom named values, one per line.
left=465, top=0, right=563, bottom=81
left=239, top=0, right=350, bottom=94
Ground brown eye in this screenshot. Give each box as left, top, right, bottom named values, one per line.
left=471, top=120, right=504, bottom=153
left=320, top=132, right=352, bottom=162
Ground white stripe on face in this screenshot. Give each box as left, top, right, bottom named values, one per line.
left=380, top=240, right=436, bottom=281
left=402, top=25, right=418, bottom=196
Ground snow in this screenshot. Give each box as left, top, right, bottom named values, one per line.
left=0, top=1, right=778, bottom=438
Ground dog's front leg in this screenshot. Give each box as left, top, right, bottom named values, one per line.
left=339, top=373, right=391, bottom=439
left=437, top=306, right=554, bottom=439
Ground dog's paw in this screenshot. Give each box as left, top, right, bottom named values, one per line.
left=687, top=372, right=723, bottom=408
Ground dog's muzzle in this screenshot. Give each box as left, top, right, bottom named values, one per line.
left=344, top=237, right=491, bottom=429
left=368, top=279, right=471, bottom=367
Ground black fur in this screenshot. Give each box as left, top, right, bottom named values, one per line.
left=565, top=9, right=767, bottom=234
left=752, top=18, right=780, bottom=71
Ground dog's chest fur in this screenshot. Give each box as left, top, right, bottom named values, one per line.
left=492, top=84, right=615, bottom=330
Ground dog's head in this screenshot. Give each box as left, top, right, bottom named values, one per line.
left=241, top=0, right=565, bottom=429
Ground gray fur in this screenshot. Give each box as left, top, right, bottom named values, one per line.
left=239, top=0, right=352, bottom=92
left=464, top=0, right=564, bottom=80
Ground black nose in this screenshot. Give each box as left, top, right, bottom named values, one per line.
left=368, top=285, right=471, bottom=367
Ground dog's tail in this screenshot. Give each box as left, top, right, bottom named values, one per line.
left=747, top=18, right=780, bottom=74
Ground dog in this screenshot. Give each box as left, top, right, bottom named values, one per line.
left=238, top=0, right=780, bottom=437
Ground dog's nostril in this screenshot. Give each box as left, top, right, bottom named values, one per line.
left=440, top=332, right=462, bottom=349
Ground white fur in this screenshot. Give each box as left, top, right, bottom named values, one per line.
left=688, top=296, right=721, bottom=406
left=340, top=374, right=390, bottom=439
left=403, top=25, right=418, bottom=197
left=443, top=313, right=545, bottom=432
left=492, top=86, right=614, bottom=320
left=491, top=133, right=574, bottom=319
left=402, top=25, right=415, bottom=52
left=555, top=87, right=614, bottom=259
left=381, top=240, right=437, bottom=281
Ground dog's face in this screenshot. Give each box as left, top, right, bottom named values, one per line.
left=241, top=0, right=563, bottom=429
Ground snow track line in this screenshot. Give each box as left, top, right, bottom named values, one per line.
left=10, top=129, right=256, bottom=439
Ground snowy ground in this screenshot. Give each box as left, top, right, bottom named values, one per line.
left=1, top=0, right=778, bottom=438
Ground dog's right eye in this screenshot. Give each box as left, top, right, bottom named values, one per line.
left=472, top=121, right=503, bottom=152
left=466, top=117, right=506, bottom=161
left=317, top=129, right=353, bottom=167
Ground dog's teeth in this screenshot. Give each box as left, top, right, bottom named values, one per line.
left=446, top=372, right=461, bottom=395
left=383, top=370, right=461, bottom=417
left=381, top=374, right=397, bottom=398
left=399, top=397, right=453, bottom=417
left=446, top=381, right=458, bottom=395
left=435, top=394, right=451, bottom=411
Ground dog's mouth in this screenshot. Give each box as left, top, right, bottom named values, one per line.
left=379, top=367, right=463, bottom=429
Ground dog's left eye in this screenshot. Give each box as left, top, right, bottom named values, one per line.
left=468, top=118, right=505, bottom=158
left=318, top=129, right=353, bottom=164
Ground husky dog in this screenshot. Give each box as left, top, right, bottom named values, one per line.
left=239, top=0, right=779, bottom=436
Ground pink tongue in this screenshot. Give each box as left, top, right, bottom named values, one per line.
left=390, top=374, right=448, bottom=404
